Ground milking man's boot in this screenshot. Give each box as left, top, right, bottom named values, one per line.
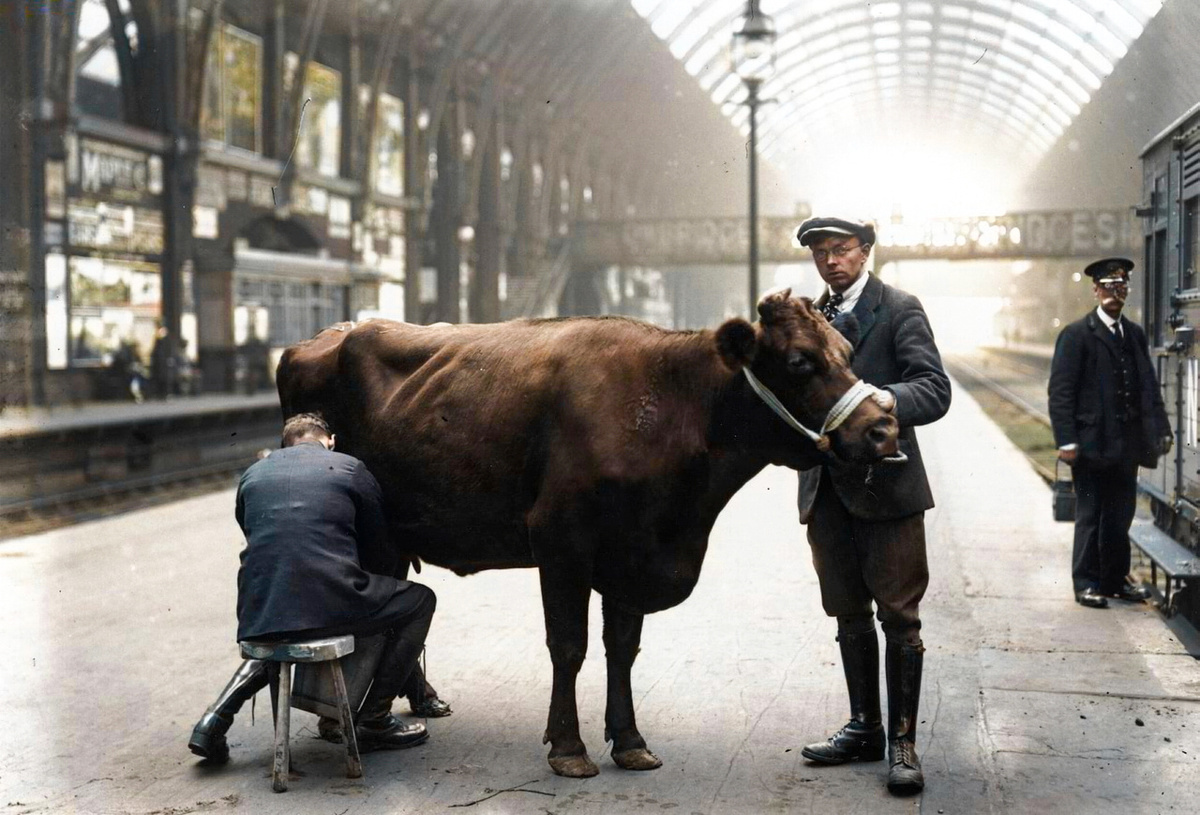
left=354, top=638, right=429, bottom=751
left=801, top=629, right=885, bottom=764
left=188, top=659, right=271, bottom=763
left=885, top=641, right=925, bottom=795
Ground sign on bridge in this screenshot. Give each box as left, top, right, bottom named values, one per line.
left=572, top=209, right=1142, bottom=266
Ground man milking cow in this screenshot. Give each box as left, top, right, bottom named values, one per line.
left=189, top=413, right=447, bottom=762
left=794, top=217, right=951, bottom=795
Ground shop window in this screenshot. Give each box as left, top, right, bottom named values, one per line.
left=202, top=24, right=263, bottom=153
left=68, top=256, right=161, bottom=367
left=287, top=55, right=342, bottom=177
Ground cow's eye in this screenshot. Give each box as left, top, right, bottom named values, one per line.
left=786, top=351, right=815, bottom=376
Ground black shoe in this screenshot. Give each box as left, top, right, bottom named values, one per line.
left=355, top=715, right=429, bottom=752
left=802, top=720, right=885, bottom=764
left=1075, top=588, right=1109, bottom=608
left=410, top=695, right=453, bottom=718
left=1106, top=582, right=1150, bottom=602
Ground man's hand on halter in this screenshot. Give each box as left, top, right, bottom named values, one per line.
left=872, top=389, right=896, bottom=413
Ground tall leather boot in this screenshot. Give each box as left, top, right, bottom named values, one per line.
left=189, top=660, right=271, bottom=763
left=405, top=665, right=453, bottom=718
left=354, top=637, right=429, bottom=751
left=885, top=641, right=925, bottom=795
left=801, top=629, right=885, bottom=764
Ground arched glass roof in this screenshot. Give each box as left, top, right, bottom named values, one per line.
left=631, top=0, right=1163, bottom=172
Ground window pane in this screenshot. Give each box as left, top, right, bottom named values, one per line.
left=376, top=93, right=405, bottom=196
left=290, top=58, right=342, bottom=176
left=224, top=27, right=262, bottom=152
left=201, top=26, right=225, bottom=143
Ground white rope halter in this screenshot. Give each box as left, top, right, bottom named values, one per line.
left=742, top=368, right=906, bottom=462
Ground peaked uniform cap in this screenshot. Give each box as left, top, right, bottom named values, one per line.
left=1083, top=257, right=1134, bottom=279
left=795, top=217, right=877, bottom=248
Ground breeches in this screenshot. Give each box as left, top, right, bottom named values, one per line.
left=806, top=474, right=929, bottom=645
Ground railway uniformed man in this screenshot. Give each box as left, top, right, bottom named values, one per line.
left=1048, top=257, right=1171, bottom=609
left=794, top=217, right=952, bottom=795
left=188, top=413, right=436, bottom=761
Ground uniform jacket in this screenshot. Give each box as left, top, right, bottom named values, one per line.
left=799, top=273, right=952, bottom=522
left=235, top=442, right=410, bottom=641
left=1047, top=311, right=1169, bottom=468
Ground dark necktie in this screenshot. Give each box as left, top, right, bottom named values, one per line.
left=821, top=292, right=844, bottom=321
left=1112, top=321, right=1123, bottom=340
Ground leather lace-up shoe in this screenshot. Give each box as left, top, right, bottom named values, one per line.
left=1075, top=588, right=1108, bottom=608
left=887, top=738, right=924, bottom=795
left=801, top=721, right=885, bottom=764
left=1107, top=582, right=1150, bottom=602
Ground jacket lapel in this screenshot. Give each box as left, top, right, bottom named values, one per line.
left=850, top=273, right=882, bottom=349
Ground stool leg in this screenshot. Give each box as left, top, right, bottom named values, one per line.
left=272, top=663, right=291, bottom=793
left=330, top=660, right=363, bottom=779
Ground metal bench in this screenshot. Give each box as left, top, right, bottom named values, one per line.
left=240, top=636, right=362, bottom=793
left=1129, top=519, right=1200, bottom=614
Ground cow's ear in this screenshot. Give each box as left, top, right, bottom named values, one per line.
left=831, top=312, right=860, bottom=346
left=716, top=318, right=757, bottom=371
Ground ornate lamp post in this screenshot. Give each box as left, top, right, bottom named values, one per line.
left=731, top=0, right=776, bottom=317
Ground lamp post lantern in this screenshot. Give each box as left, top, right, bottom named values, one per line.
left=732, top=0, right=776, bottom=318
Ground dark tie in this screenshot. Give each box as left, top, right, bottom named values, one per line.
left=821, top=292, right=844, bottom=321
left=1112, top=322, right=1123, bottom=340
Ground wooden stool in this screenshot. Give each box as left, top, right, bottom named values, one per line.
left=240, top=636, right=362, bottom=793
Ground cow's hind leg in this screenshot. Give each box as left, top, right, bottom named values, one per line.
left=539, top=564, right=599, bottom=778
left=603, top=597, right=662, bottom=771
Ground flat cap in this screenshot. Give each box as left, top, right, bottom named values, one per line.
left=1083, top=257, right=1134, bottom=280
left=795, top=217, right=876, bottom=248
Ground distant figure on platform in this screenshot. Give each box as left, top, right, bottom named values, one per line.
left=188, top=413, right=436, bottom=762
left=1048, top=258, right=1171, bottom=609
left=149, top=325, right=173, bottom=399
left=793, top=217, right=951, bottom=796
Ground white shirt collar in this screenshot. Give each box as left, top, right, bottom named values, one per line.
left=826, top=270, right=871, bottom=314
left=1095, top=305, right=1122, bottom=330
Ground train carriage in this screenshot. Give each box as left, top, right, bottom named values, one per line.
left=1136, top=104, right=1200, bottom=620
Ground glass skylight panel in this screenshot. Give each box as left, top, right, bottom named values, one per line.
left=629, top=0, right=1166, bottom=166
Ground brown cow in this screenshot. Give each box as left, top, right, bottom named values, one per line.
left=276, top=289, right=898, bottom=778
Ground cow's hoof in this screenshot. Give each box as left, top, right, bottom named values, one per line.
left=612, top=747, right=663, bottom=771
left=548, top=753, right=599, bottom=778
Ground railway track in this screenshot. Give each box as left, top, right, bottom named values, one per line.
left=944, top=347, right=1057, bottom=482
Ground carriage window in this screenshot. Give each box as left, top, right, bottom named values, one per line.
left=1186, top=198, right=1200, bottom=291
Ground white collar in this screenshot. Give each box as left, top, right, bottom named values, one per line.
left=825, top=270, right=870, bottom=312
left=1095, top=306, right=1122, bottom=330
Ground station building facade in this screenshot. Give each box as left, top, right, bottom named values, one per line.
left=2, top=0, right=756, bottom=407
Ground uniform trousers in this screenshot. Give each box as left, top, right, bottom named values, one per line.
left=1071, top=457, right=1139, bottom=595
left=806, top=472, right=929, bottom=646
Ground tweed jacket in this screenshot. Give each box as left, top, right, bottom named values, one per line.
left=1047, top=310, right=1169, bottom=469
left=798, top=273, right=952, bottom=522
left=235, top=442, right=411, bottom=641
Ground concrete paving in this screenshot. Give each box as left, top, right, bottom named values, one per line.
left=1, top=382, right=1197, bottom=814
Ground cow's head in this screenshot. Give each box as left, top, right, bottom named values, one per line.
left=714, top=288, right=898, bottom=462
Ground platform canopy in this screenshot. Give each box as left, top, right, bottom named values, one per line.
left=632, top=0, right=1165, bottom=212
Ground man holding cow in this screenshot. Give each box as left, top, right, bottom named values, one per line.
left=794, top=217, right=952, bottom=796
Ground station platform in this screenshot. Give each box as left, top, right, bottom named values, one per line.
left=0, top=380, right=1196, bottom=814
left=0, top=392, right=281, bottom=439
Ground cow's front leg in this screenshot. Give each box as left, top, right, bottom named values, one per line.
left=538, top=563, right=598, bottom=778
left=602, top=596, right=663, bottom=771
